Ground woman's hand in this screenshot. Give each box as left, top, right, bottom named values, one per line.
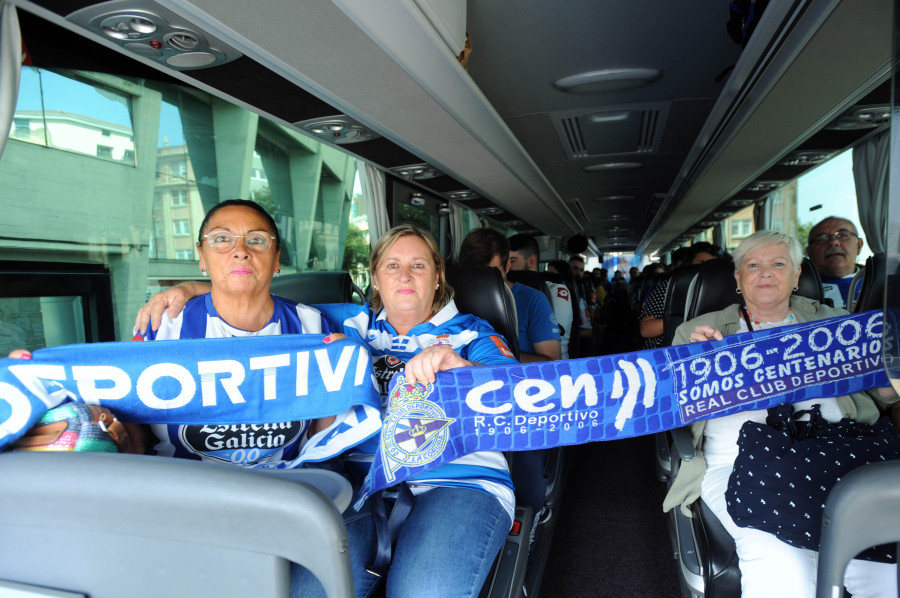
left=323, top=333, right=346, bottom=344
left=688, top=325, right=724, bottom=343
left=134, top=282, right=208, bottom=334
left=8, top=349, right=31, bottom=359
left=405, top=345, right=473, bottom=385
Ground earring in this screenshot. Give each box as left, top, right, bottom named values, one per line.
left=201, top=269, right=208, bottom=277
left=793, top=285, right=799, bottom=292
left=735, top=287, right=741, bottom=294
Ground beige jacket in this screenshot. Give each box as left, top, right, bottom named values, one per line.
left=662, top=296, right=897, bottom=516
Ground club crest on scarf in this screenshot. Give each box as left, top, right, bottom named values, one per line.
left=381, top=375, right=455, bottom=484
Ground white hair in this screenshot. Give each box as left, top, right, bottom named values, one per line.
left=732, top=230, right=803, bottom=272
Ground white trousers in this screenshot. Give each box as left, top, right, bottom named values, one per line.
left=702, top=463, right=897, bottom=598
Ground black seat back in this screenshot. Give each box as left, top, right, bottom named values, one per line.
left=685, top=257, right=824, bottom=321
left=507, top=270, right=552, bottom=303
left=852, top=253, right=885, bottom=312
left=661, top=264, right=702, bottom=346
left=446, top=266, right=520, bottom=359
left=270, top=271, right=366, bottom=305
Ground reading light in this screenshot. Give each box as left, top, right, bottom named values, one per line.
left=594, top=195, right=636, bottom=202
left=554, top=68, right=661, bottom=94
left=583, top=162, right=642, bottom=172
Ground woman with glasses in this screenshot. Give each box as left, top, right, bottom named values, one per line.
left=134, top=198, right=335, bottom=465
left=135, top=223, right=518, bottom=598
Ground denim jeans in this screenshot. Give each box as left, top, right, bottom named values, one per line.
left=291, top=486, right=512, bottom=598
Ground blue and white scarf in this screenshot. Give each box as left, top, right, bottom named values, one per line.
left=0, top=311, right=890, bottom=503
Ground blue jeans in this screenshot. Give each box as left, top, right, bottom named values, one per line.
left=292, top=486, right=512, bottom=598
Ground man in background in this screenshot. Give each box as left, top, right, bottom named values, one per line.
left=806, top=216, right=864, bottom=309
left=568, top=254, right=594, bottom=349
left=458, top=228, right=561, bottom=362
left=509, top=233, right=574, bottom=359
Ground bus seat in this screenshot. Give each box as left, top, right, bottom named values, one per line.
left=849, top=253, right=885, bottom=313
left=816, top=460, right=900, bottom=598
left=661, top=264, right=703, bottom=347
left=483, top=267, right=568, bottom=592
left=667, top=256, right=826, bottom=598
left=0, top=451, right=354, bottom=598
left=447, top=265, right=557, bottom=598
left=506, top=270, right=553, bottom=304
left=446, top=266, right=520, bottom=359
left=685, top=257, right=823, bottom=321
left=271, top=271, right=366, bottom=305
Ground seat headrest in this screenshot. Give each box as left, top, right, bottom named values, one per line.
left=661, top=264, right=703, bottom=346
left=853, top=253, right=884, bottom=312
left=506, top=270, right=552, bottom=302
left=445, top=266, right=520, bottom=359
left=270, top=271, right=366, bottom=305
left=686, top=257, right=823, bottom=320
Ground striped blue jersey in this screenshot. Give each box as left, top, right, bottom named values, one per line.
left=135, top=293, right=330, bottom=468
left=316, top=300, right=519, bottom=520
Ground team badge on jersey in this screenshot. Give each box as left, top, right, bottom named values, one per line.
left=556, top=287, right=570, bottom=300
left=490, top=335, right=515, bottom=359
left=380, top=376, right=454, bottom=483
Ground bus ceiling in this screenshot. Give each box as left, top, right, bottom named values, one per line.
left=7, top=0, right=893, bottom=254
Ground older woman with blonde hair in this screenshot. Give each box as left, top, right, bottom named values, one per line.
left=136, top=223, right=518, bottom=598
left=664, top=230, right=900, bottom=597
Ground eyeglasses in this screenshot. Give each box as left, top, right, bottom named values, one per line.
left=203, top=230, right=276, bottom=253
left=809, top=231, right=858, bottom=245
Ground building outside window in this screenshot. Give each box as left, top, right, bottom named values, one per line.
left=173, top=219, right=190, bottom=236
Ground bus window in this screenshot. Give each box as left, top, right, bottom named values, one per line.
left=795, top=149, right=873, bottom=264
left=2, top=66, right=360, bottom=341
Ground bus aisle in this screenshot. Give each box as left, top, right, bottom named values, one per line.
left=540, top=434, right=680, bottom=597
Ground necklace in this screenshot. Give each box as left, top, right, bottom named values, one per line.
left=214, top=298, right=272, bottom=336
left=743, top=305, right=793, bottom=327
left=247, top=300, right=272, bottom=336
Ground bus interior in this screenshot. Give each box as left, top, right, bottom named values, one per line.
left=1, top=0, right=899, bottom=597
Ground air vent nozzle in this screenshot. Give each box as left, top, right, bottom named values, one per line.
left=67, top=0, right=242, bottom=71
left=295, top=116, right=380, bottom=145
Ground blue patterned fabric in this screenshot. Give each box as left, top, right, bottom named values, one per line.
left=0, top=311, right=888, bottom=506
left=357, top=310, right=889, bottom=502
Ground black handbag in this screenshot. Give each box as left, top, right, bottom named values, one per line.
left=725, top=403, right=900, bottom=562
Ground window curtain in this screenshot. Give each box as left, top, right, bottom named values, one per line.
left=852, top=130, right=889, bottom=254
left=449, top=202, right=482, bottom=262
left=0, top=1, right=22, bottom=161
left=359, top=161, right=390, bottom=241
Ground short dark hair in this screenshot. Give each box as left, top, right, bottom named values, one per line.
left=508, top=233, right=540, bottom=259
left=197, top=199, right=281, bottom=250
left=459, top=228, right=509, bottom=268
left=689, top=241, right=725, bottom=260
left=671, top=246, right=693, bottom=264
left=569, top=254, right=585, bottom=265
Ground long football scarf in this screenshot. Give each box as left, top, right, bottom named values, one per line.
left=0, top=312, right=890, bottom=501
left=357, top=310, right=889, bottom=504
